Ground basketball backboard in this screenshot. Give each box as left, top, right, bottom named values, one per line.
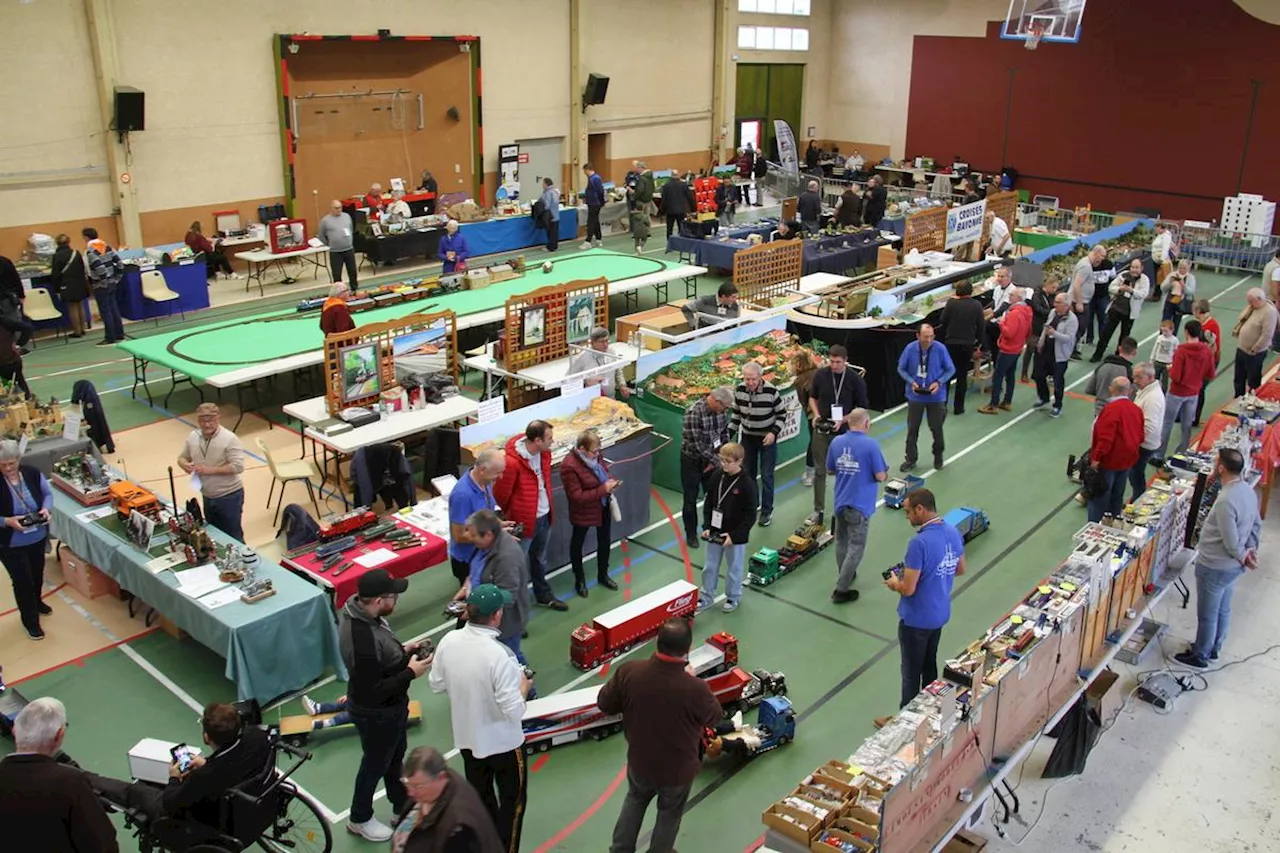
left=1001, top=0, right=1087, bottom=44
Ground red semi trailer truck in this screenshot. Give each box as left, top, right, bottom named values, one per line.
left=570, top=580, right=699, bottom=670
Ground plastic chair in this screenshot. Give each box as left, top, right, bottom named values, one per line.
left=24, top=286, right=65, bottom=345
left=256, top=437, right=322, bottom=525
left=140, top=269, right=184, bottom=324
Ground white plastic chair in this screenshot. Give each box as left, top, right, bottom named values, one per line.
left=141, top=270, right=184, bottom=324
left=24, top=286, right=65, bottom=346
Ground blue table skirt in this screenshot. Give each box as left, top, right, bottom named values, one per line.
left=460, top=209, right=579, bottom=257
left=119, top=261, right=212, bottom=321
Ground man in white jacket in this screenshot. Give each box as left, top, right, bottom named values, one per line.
left=1090, top=257, right=1150, bottom=362
left=1130, top=362, right=1166, bottom=501
left=429, top=584, right=533, bottom=852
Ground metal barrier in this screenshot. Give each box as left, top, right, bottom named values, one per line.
left=1015, top=203, right=1115, bottom=234
left=1168, top=219, right=1280, bottom=273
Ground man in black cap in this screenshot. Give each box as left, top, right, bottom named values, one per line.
left=338, top=569, right=433, bottom=843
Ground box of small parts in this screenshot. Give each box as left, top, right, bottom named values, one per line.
left=940, top=828, right=989, bottom=852
left=762, top=801, right=825, bottom=845
left=1112, top=617, right=1165, bottom=664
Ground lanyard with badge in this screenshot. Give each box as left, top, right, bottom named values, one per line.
left=710, top=475, right=739, bottom=529
left=917, top=346, right=929, bottom=382
left=829, top=369, right=848, bottom=422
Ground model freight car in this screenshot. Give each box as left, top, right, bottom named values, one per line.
left=747, top=515, right=834, bottom=586
left=883, top=474, right=926, bottom=509
left=942, top=506, right=990, bottom=542
left=570, top=580, right=699, bottom=670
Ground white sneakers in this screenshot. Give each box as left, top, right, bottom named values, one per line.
left=347, top=818, right=394, bottom=842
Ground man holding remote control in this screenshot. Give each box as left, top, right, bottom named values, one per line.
left=339, top=569, right=434, bottom=843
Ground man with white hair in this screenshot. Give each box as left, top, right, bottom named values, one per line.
left=437, top=219, right=470, bottom=274
left=384, top=190, right=411, bottom=221
left=447, top=447, right=506, bottom=587
left=1231, top=287, right=1278, bottom=396
left=319, top=282, right=355, bottom=335
left=1069, top=244, right=1108, bottom=357
left=982, top=211, right=1011, bottom=257
left=1090, top=257, right=1150, bottom=362
left=569, top=327, right=630, bottom=399
left=733, top=361, right=786, bottom=526
left=1032, top=293, right=1078, bottom=417
left=317, top=199, right=358, bottom=291
left=798, top=179, right=822, bottom=233
left=1130, top=362, right=1166, bottom=501
left=0, top=697, right=119, bottom=851
left=680, top=386, right=733, bottom=547
left=363, top=182, right=385, bottom=212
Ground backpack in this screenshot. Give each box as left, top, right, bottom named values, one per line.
left=278, top=504, right=321, bottom=551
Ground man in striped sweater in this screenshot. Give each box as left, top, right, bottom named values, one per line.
left=732, top=362, right=787, bottom=527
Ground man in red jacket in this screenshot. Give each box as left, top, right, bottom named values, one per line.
left=1155, top=318, right=1216, bottom=463
left=1192, top=298, right=1221, bottom=426
left=1087, top=376, right=1144, bottom=522
left=979, top=287, right=1031, bottom=415
left=493, top=420, right=568, bottom=611
left=319, top=283, right=355, bottom=335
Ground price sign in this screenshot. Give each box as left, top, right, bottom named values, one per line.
left=562, top=377, right=585, bottom=397
left=477, top=397, right=505, bottom=423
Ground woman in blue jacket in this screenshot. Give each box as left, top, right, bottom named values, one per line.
left=437, top=220, right=469, bottom=273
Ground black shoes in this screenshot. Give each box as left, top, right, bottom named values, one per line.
left=537, top=597, right=569, bottom=612
left=575, top=581, right=589, bottom=599
left=687, top=536, right=700, bottom=550
left=27, top=626, right=45, bottom=641
left=934, top=455, right=945, bottom=470
left=597, top=575, right=619, bottom=591
left=831, top=589, right=859, bottom=604
left=38, top=601, right=52, bottom=615
left=900, top=460, right=916, bottom=472
left=1174, top=650, right=1208, bottom=669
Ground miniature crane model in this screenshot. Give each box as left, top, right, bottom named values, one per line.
left=942, top=506, right=990, bottom=542
left=883, top=474, right=926, bottom=509
left=570, top=580, right=699, bottom=670
left=748, top=514, right=834, bottom=586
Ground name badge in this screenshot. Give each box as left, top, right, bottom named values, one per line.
left=712, top=438, right=722, bottom=449
left=917, top=363, right=928, bottom=378
left=830, top=405, right=844, bottom=422
left=710, top=510, right=724, bottom=528
left=717, top=306, right=726, bottom=315
left=343, top=228, right=351, bottom=237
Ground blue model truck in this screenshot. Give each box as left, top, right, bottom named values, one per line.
left=942, top=506, right=990, bottom=542
left=883, top=474, right=926, bottom=509
left=717, top=696, right=796, bottom=760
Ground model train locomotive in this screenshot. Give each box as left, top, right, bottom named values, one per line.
left=748, top=515, right=834, bottom=586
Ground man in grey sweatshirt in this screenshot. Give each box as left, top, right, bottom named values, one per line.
left=1175, top=448, right=1260, bottom=669
left=317, top=199, right=358, bottom=291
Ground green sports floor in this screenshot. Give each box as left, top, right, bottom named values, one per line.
left=2, top=229, right=1268, bottom=853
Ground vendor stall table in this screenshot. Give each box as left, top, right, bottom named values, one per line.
left=458, top=209, right=579, bottom=257
left=119, top=259, right=212, bottom=321
left=463, top=340, right=637, bottom=400
left=49, top=491, right=345, bottom=703
left=667, top=228, right=887, bottom=275
left=356, top=227, right=443, bottom=268
left=235, top=245, right=331, bottom=297
left=280, top=516, right=447, bottom=608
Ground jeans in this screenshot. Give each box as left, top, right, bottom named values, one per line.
left=1162, top=299, right=1186, bottom=334
left=1234, top=348, right=1267, bottom=397
left=1086, top=468, right=1127, bottom=522
left=329, top=248, right=358, bottom=290
left=1092, top=310, right=1133, bottom=360
left=1072, top=306, right=1088, bottom=350
left=905, top=401, right=946, bottom=464
left=1159, top=393, right=1197, bottom=459
left=701, top=541, right=745, bottom=605
left=202, top=488, right=244, bottom=543
left=610, top=767, right=691, bottom=853
left=0, top=539, right=47, bottom=633
left=1087, top=292, right=1110, bottom=343
left=834, top=507, right=869, bottom=593
left=1033, top=355, right=1068, bottom=408
left=899, top=621, right=942, bottom=708
left=462, top=748, right=527, bottom=853
left=988, top=352, right=1019, bottom=406
left=94, top=285, right=125, bottom=343
left=1128, top=448, right=1155, bottom=502
left=811, top=428, right=836, bottom=514
left=348, top=704, right=409, bottom=823
left=1154, top=362, right=1170, bottom=392
left=570, top=513, right=612, bottom=584
left=586, top=205, right=603, bottom=243
left=665, top=213, right=685, bottom=239
left=947, top=343, right=975, bottom=413
left=1196, top=357, right=1219, bottom=424
left=500, top=633, right=528, bottom=666
left=741, top=434, right=777, bottom=515
left=1192, top=562, right=1246, bottom=659
left=518, top=514, right=555, bottom=602
left=680, top=453, right=711, bottom=541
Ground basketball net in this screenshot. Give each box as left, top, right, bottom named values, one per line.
left=1024, top=23, right=1044, bottom=51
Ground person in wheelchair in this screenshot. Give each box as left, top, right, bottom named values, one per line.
left=84, top=702, right=272, bottom=829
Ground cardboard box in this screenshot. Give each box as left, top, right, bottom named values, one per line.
left=811, top=828, right=874, bottom=852
left=59, top=547, right=118, bottom=600
left=128, top=738, right=200, bottom=784
left=615, top=305, right=689, bottom=352
left=940, top=829, right=989, bottom=853
left=877, top=244, right=899, bottom=269
left=762, top=802, right=824, bottom=846
left=1086, top=668, right=1123, bottom=729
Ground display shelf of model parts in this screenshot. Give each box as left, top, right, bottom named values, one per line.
left=51, top=453, right=119, bottom=505
left=0, top=390, right=66, bottom=440
left=463, top=396, right=649, bottom=465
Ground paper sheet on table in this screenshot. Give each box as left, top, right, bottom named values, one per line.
left=353, top=548, right=396, bottom=568
left=199, top=586, right=242, bottom=609
left=147, top=552, right=188, bottom=574
left=78, top=506, right=114, bottom=522
left=175, top=564, right=228, bottom=599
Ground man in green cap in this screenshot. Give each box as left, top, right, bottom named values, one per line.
left=430, top=581, right=533, bottom=853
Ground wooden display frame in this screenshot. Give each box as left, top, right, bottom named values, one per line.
left=323, top=309, right=459, bottom=415
left=502, top=278, right=610, bottom=409
left=733, top=239, right=803, bottom=306
left=903, top=207, right=947, bottom=256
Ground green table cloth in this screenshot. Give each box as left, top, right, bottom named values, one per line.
left=1013, top=230, right=1075, bottom=251
left=49, top=489, right=346, bottom=702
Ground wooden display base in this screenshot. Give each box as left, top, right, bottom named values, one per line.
left=280, top=700, right=423, bottom=741
left=241, top=588, right=277, bottom=604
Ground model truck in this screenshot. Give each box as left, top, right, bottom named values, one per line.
left=748, top=515, right=834, bottom=585
left=942, top=506, right=990, bottom=542
left=883, top=474, right=926, bottom=509
left=691, top=632, right=788, bottom=714
left=570, top=580, right=699, bottom=670
left=710, top=696, right=796, bottom=760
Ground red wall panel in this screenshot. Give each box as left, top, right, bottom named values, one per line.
left=905, top=0, right=1280, bottom=222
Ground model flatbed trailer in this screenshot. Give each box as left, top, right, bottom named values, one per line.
left=883, top=474, right=926, bottom=509
left=570, top=580, right=699, bottom=670
left=942, top=506, right=990, bottom=542
left=522, top=686, right=621, bottom=753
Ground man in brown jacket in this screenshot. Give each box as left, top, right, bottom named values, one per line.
left=1232, top=287, right=1279, bottom=396
left=391, top=746, right=505, bottom=853
left=598, top=617, right=723, bottom=853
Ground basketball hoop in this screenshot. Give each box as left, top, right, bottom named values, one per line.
left=1024, top=23, right=1045, bottom=51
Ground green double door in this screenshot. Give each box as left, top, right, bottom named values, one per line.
left=735, top=63, right=804, bottom=160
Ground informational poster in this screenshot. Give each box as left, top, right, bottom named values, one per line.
left=498, top=144, right=521, bottom=200
left=774, top=120, right=799, bottom=174
left=945, top=198, right=987, bottom=249
left=778, top=390, right=802, bottom=442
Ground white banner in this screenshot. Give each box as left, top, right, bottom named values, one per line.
left=778, top=390, right=802, bottom=442
left=775, top=120, right=799, bottom=174
left=945, top=198, right=987, bottom=249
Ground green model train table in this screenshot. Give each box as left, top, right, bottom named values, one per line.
left=116, top=250, right=705, bottom=426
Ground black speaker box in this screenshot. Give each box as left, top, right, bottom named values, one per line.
left=584, top=73, right=610, bottom=106
left=114, top=86, right=145, bottom=132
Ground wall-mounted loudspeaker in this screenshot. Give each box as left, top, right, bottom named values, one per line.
left=114, top=86, right=145, bottom=132
left=583, top=73, right=610, bottom=106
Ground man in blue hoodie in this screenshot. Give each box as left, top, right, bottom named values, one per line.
left=897, top=324, right=955, bottom=472
left=581, top=163, right=606, bottom=250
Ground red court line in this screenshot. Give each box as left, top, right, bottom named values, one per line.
left=650, top=489, right=694, bottom=584
left=1066, top=391, right=1093, bottom=401
left=532, top=763, right=628, bottom=853
left=530, top=754, right=549, bottom=774
left=0, top=583, right=67, bottom=619
left=744, top=833, right=766, bottom=852
left=9, top=625, right=161, bottom=687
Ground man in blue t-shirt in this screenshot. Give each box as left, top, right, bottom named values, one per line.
left=446, top=448, right=505, bottom=587
left=826, top=409, right=888, bottom=604
left=881, top=488, right=966, bottom=718
left=896, top=323, right=955, bottom=473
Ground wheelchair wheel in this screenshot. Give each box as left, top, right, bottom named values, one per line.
left=257, top=786, right=332, bottom=853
